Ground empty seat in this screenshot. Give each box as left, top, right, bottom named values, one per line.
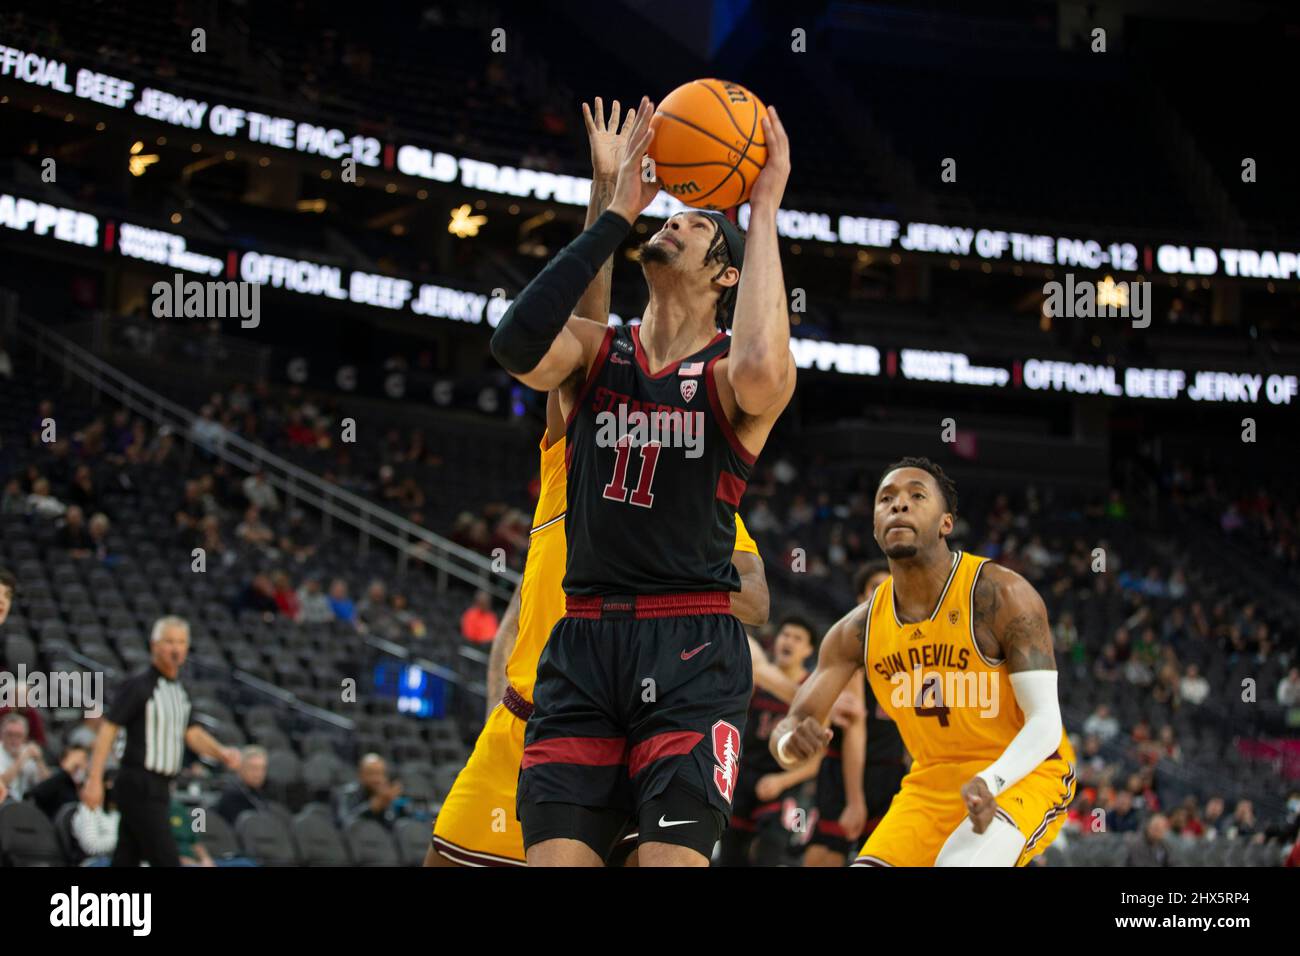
left=198, top=808, right=241, bottom=860
left=235, top=810, right=298, bottom=866
left=292, top=812, right=350, bottom=866
left=393, top=817, right=431, bottom=866
left=346, top=818, right=398, bottom=866
left=0, top=802, right=65, bottom=866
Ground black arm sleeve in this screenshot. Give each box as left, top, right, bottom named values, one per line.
left=490, top=210, right=631, bottom=374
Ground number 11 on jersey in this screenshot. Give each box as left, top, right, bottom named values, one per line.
left=602, top=438, right=661, bottom=508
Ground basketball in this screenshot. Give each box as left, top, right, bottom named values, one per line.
left=649, top=78, right=768, bottom=210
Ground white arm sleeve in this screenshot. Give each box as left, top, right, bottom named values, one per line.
left=975, top=671, right=1062, bottom=797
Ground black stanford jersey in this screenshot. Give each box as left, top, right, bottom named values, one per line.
left=563, top=324, right=755, bottom=596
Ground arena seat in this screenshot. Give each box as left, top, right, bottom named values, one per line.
left=292, top=811, right=351, bottom=866
left=234, top=809, right=299, bottom=866
left=344, top=819, right=399, bottom=866
left=0, top=802, right=66, bottom=866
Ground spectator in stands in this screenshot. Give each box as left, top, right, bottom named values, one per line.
left=0, top=568, right=12, bottom=628
left=1228, top=800, right=1257, bottom=839
left=1155, top=724, right=1181, bottom=762
left=88, top=513, right=113, bottom=563
left=65, top=718, right=101, bottom=751
left=190, top=404, right=226, bottom=453
left=1083, top=703, right=1119, bottom=742
left=284, top=409, right=316, bottom=448
left=174, top=480, right=206, bottom=536
left=1092, top=644, right=1121, bottom=683
left=1053, top=609, right=1080, bottom=658
left=390, top=592, right=427, bottom=639
left=235, top=573, right=280, bottom=620
left=0, top=713, right=49, bottom=799
left=241, top=469, right=281, bottom=513
left=25, top=477, right=66, bottom=519
left=1175, top=801, right=1201, bottom=837
left=67, top=465, right=103, bottom=514
left=170, top=796, right=256, bottom=866
left=1106, top=789, right=1140, bottom=833
left=459, top=590, right=498, bottom=644
left=356, top=581, right=396, bottom=636
left=271, top=572, right=300, bottom=620
left=235, top=505, right=276, bottom=554
left=56, top=505, right=93, bottom=557
left=276, top=508, right=318, bottom=564
left=1278, top=668, right=1300, bottom=706
left=327, top=578, right=357, bottom=625
left=214, top=746, right=270, bottom=825
left=335, top=753, right=409, bottom=830
left=1180, top=663, right=1210, bottom=705
left=297, top=577, right=334, bottom=624
left=1202, top=797, right=1228, bottom=838
left=0, top=335, right=11, bottom=380
left=1125, top=813, right=1171, bottom=866
left=0, top=677, right=48, bottom=748
left=26, top=744, right=88, bottom=818
left=107, top=409, right=134, bottom=461
left=194, top=515, right=231, bottom=568
left=1, top=480, right=24, bottom=515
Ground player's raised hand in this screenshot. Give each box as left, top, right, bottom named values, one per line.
left=771, top=714, right=832, bottom=768
left=607, top=96, right=661, bottom=223
left=582, top=97, right=635, bottom=182
left=747, top=105, right=790, bottom=215
left=961, top=776, right=998, bottom=834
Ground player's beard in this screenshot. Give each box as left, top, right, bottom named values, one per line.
left=883, top=542, right=920, bottom=560
left=638, top=237, right=680, bottom=266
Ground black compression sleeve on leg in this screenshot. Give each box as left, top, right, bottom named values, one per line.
left=490, top=210, right=631, bottom=374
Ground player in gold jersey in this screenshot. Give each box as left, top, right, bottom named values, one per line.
left=772, top=457, right=1076, bottom=866
left=425, top=99, right=791, bottom=866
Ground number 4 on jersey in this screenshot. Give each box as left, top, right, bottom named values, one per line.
left=603, top=438, right=661, bottom=508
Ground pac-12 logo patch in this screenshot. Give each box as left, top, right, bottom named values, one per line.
left=948, top=609, right=960, bottom=625
left=680, top=379, right=698, bottom=402
left=711, top=720, right=741, bottom=803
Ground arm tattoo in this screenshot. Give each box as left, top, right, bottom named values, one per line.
left=1001, top=611, right=1057, bottom=672
left=971, top=575, right=1003, bottom=661
left=847, top=603, right=869, bottom=664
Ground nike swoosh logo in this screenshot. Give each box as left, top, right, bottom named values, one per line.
left=658, top=815, right=698, bottom=828
left=680, top=643, right=711, bottom=661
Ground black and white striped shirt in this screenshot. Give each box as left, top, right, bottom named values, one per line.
left=106, top=665, right=197, bottom=777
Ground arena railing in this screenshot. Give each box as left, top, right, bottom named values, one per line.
left=16, top=312, right=520, bottom=602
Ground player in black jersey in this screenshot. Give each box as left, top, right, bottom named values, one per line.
left=490, top=97, right=796, bottom=866
left=719, top=616, right=820, bottom=866
left=804, top=560, right=910, bottom=865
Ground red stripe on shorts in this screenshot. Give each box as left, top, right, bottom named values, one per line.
left=521, top=736, right=627, bottom=769
left=627, top=730, right=702, bottom=777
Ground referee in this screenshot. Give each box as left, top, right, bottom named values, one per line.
left=83, top=616, right=241, bottom=866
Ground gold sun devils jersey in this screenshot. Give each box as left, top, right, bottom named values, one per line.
left=864, top=551, right=1074, bottom=771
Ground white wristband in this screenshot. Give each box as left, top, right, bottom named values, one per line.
left=776, top=731, right=795, bottom=766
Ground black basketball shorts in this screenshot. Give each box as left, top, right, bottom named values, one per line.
left=808, top=749, right=852, bottom=856
left=517, top=592, right=752, bottom=855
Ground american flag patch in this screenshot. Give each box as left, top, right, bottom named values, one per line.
left=679, top=361, right=705, bottom=376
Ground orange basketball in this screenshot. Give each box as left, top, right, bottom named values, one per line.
left=649, top=79, right=767, bottom=210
